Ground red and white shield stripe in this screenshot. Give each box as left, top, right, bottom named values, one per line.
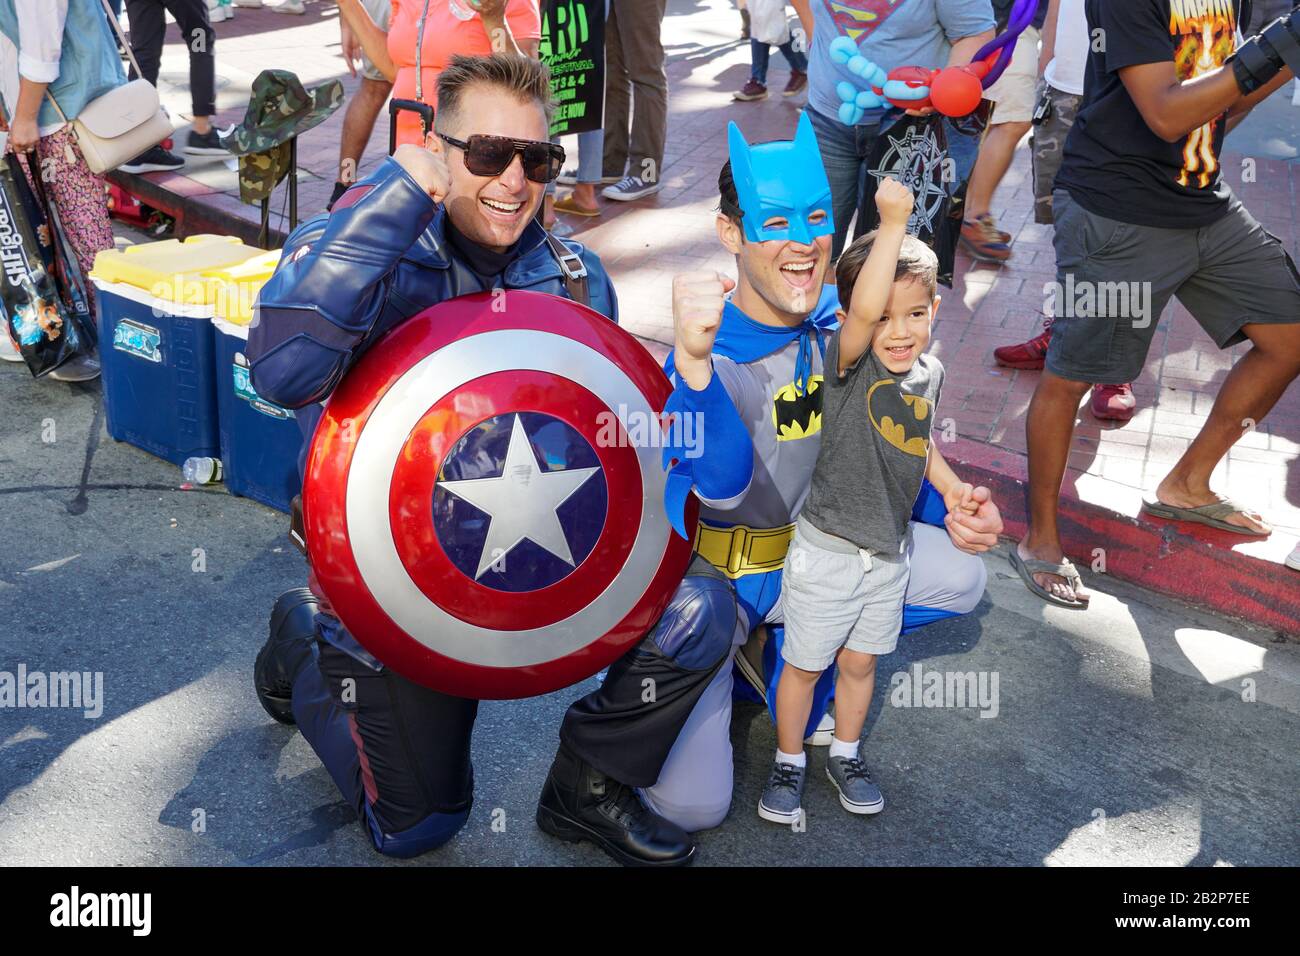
left=304, top=291, right=697, bottom=699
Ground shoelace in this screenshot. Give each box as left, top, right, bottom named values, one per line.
left=836, top=757, right=873, bottom=783
left=768, top=762, right=803, bottom=793
left=599, top=779, right=656, bottom=828
left=613, top=175, right=644, bottom=191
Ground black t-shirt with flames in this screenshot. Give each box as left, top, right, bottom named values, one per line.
left=1056, top=0, right=1242, bottom=229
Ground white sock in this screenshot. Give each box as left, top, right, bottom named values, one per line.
left=829, top=737, right=859, bottom=760
left=775, top=748, right=806, bottom=768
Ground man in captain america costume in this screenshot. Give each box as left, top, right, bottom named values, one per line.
left=247, top=52, right=759, bottom=866
left=534, top=112, right=1005, bottom=864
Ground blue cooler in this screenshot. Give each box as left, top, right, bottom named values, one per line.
left=89, top=236, right=265, bottom=467
left=212, top=316, right=301, bottom=513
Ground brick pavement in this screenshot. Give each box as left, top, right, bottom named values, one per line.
left=119, top=0, right=1299, bottom=623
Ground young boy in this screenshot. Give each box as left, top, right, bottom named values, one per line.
left=759, top=178, right=987, bottom=823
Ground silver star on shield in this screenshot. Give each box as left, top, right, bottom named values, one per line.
left=437, top=414, right=599, bottom=579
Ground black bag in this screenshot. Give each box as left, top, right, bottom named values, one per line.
left=0, top=152, right=92, bottom=377
left=28, top=154, right=95, bottom=345
left=856, top=112, right=964, bottom=288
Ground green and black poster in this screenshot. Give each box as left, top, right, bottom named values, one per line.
left=539, top=0, right=606, bottom=137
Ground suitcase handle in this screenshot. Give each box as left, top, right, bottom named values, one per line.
left=388, top=99, right=435, bottom=155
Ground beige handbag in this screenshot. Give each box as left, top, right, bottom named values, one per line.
left=44, top=0, right=173, bottom=174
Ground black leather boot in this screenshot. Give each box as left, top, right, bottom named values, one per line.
left=253, top=588, right=320, bottom=725
left=536, top=744, right=696, bottom=867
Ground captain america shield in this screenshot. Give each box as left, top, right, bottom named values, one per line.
left=302, top=290, right=698, bottom=699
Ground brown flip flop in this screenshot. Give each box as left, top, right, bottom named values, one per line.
left=554, top=196, right=601, bottom=218
left=1141, top=497, right=1270, bottom=536
left=1008, top=548, right=1090, bottom=610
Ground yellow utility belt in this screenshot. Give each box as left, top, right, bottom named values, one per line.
left=694, top=521, right=795, bottom=579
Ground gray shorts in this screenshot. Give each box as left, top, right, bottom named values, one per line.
left=360, top=0, right=392, bottom=83
left=1046, top=189, right=1300, bottom=385
left=778, top=517, right=909, bottom=671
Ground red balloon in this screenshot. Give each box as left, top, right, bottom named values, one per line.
left=929, top=65, right=984, bottom=117
left=882, top=65, right=935, bottom=111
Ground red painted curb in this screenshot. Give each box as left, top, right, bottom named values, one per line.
left=944, top=437, right=1300, bottom=636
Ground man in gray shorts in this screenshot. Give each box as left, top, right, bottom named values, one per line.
left=331, top=0, right=393, bottom=209
left=1013, top=0, right=1300, bottom=608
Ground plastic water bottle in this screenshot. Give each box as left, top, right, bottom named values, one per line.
left=448, top=0, right=479, bottom=21
left=182, top=457, right=223, bottom=485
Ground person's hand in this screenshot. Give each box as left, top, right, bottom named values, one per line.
left=392, top=133, right=450, bottom=204
left=6, top=114, right=40, bottom=153
left=875, top=176, right=913, bottom=228
left=340, top=18, right=361, bottom=78
left=943, top=480, right=976, bottom=515
left=672, top=270, right=734, bottom=389
left=943, top=485, right=1002, bottom=554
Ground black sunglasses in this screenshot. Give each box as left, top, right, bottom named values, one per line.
left=437, top=133, right=566, bottom=184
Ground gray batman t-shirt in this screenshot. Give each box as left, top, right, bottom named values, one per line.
left=801, top=332, right=944, bottom=553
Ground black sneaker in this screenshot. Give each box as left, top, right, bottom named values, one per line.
left=120, top=145, right=185, bottom=174
left=185, top=127, right=229, bottom=156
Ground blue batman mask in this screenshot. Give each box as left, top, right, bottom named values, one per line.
left=727, top=112, right=835, bottom=245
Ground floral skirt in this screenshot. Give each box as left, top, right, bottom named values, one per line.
left=22, top=127, right=115, bottom=319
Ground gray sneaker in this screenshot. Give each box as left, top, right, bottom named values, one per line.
left=826, top=755, right=884, bottom=815
left=557, top=169, right=621, bottom=187
left=602, top=174, right=662, bottom=202
left=757, top=760, right=806, bottom=825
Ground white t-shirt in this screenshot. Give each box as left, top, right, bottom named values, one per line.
left=1043, top=0, right=1087, bottom=95
left=1, top=0, right=71, bottom=141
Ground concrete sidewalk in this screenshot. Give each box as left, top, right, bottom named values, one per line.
left=111, top=0, right=1300, bottom=633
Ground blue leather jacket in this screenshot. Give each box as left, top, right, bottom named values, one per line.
left=248, top=157, right=619, bottom=432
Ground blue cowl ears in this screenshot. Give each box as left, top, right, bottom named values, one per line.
left=727, top=112, right=835, bottom=245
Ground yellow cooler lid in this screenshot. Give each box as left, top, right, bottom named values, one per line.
left=201, top=250, right=283, bottom=326
left=89, top=235, right=266, bottom=305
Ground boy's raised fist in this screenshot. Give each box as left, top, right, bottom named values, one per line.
left=875, top=177, right=914, bottom=229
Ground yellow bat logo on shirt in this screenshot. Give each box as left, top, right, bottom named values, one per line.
left=772, top=376, right=823, bottom=441
left=867, top=379, right=931, bottom=457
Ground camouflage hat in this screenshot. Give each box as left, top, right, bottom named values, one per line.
left=226, top=70, right=344, bottom=204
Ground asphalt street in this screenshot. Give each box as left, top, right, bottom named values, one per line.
left=2, top=314, right=1297, bottom=867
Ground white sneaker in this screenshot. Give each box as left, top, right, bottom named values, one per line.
left=602, top=175, right=662, bottom=202
left=271, top=0, right=305, bottom=13
left=804, top=710, right=835, bottom=747
left=0, top=328, right=24, bottom=363
left=207, top=0, right=233, bottom=20
left=1286, top=543, right=1300, bottom=571
left=233, top=0, right=264, bottom=6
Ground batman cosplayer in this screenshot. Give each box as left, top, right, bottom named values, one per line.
left=535, top=113, right=998, bottom=864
